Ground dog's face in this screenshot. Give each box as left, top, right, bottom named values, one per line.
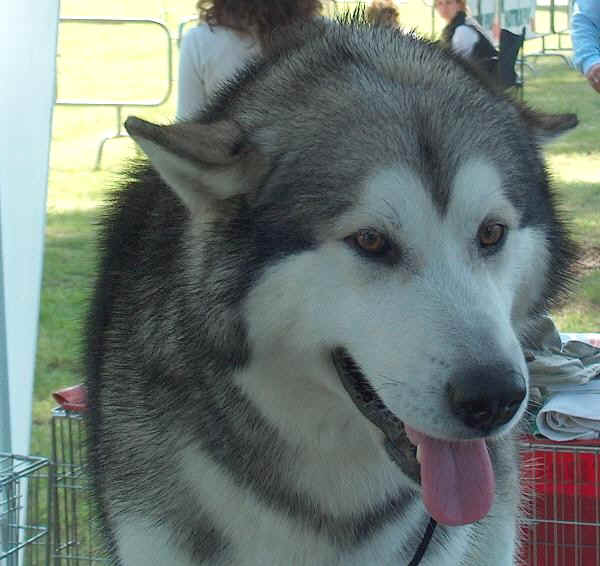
left=235, top=156, right=549, bottom=525
left=244, top=157, right=534, bottom=434
left=124, top=23, right=576, bottom=527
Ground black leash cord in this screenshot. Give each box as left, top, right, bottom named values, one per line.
left=407, top=517, right=438, bottom=566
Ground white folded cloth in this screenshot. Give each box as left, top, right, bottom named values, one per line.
left=524, top=317, right=600, bottom=441
left=525, top=317, right=600, bottom=387
left=536, top=381, right=600, bottom=441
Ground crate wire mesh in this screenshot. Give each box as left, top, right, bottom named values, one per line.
left=50, top=407, right=107, bottom=565
left=0, top=453, right=49, bottom=566
left=520, top=438, right=600, bottom=566
left=48, top=401, right=600, bottom=566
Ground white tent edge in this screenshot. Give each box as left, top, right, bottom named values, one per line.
left=0, top=0, right=59, bottom=456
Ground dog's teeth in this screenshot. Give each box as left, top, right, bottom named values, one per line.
left=416, top=444, right=422, bottom=464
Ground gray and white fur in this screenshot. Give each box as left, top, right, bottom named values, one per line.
left=86, top=17, right=577, bottom=566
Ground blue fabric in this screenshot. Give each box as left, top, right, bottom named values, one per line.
left=572, top=0, right=600, bottom=75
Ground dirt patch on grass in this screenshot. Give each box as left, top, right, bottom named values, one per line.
left=577, top=246, right=600, bottom=273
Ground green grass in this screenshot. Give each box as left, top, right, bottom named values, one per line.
left=32, top=2, right=599, bottom=464
left=520, top=58, right=600, bottom=330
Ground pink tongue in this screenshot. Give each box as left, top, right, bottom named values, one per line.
left=405, top=426, right=495, bottom=526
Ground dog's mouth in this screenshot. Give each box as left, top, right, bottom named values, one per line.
left=332, top=346, right=496, bottom=526
left=331, top=347, right=421, bottom=483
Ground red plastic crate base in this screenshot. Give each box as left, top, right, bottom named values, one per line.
left=520, top=436, right=600, bottom=566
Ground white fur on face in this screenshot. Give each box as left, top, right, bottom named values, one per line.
left=236, top=247, right=413, bottom=515
left=116, top=518, right=200, bottom=566
left=239, top=157, right=541, bottom=479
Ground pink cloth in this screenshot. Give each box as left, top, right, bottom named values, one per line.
left=52, top=384, right=88, bottom=412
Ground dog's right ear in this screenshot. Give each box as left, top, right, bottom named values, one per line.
left=124, top=116, right=267, bottom=212
left=517, top=107, right=578, bottom=145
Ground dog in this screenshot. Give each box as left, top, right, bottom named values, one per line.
left=86, top=17, right=577, bottom=566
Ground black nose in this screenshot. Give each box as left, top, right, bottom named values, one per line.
left=448, top=364, right=526, bottom=433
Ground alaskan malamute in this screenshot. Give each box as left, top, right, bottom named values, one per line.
left=86, top=18, right=577, bottom=566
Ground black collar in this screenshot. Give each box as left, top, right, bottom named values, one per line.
left=407, top=517, right=437, bottom=566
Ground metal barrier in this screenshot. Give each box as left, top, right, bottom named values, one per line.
left=55, top=18, right=173, bottom=170
left=524, top=0, right=574, bottom=68
left=539, top=0, right=572, bottom=35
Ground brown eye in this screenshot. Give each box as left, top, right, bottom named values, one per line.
left=355, top=229, right=388, bottom=254
left=478, top=222, right=506, bottom=248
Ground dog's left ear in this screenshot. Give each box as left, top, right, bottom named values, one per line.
left=124, top=116, right=267, bottom=213
left=518, top=107, right=578, bottom=144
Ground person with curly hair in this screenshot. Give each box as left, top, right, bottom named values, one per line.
left=366, top=0, right=400, bottom=28
left=177, top=0, right=322, bottom=120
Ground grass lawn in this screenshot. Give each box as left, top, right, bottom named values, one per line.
left=32, top=1, right=599, bottom=464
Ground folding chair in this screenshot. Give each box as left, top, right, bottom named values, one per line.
left=498, top=27, right=526, bottom=98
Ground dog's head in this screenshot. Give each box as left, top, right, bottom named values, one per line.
left=125, top=22, right=576, bottom=526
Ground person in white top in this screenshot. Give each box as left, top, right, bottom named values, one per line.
left=177, top=0, right=322, bottom=121
left=435, top=0, right=498, bottom=77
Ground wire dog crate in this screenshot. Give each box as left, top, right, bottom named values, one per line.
left=50, top=406, right=107, bottom=565
left=47, top=387, right=600, bottom=565
left=520, top=436, right=600, bottom=566
left=0, top=453, right=49, bottom=566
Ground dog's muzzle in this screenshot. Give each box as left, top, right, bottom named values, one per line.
left=332, top=346, right=527, bottom=526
